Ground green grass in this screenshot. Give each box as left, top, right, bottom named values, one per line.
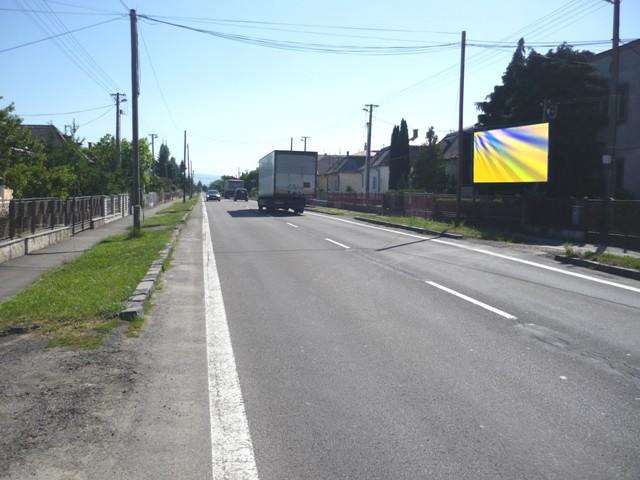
left=309, top=205, right=519, bottom=241
left=0, top=197, right=196, bottom=348
left=563, top=243, right=640, bottom=270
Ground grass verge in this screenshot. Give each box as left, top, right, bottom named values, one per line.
left=0, top=197, right=197, bottom=348
left=563, top=243, right=640, bottom=270
left=309, top=206, right=519, bottom=241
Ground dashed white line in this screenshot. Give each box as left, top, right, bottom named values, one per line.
left=426, top=281, right=518, bottom=320
left=286, top=222, right=299, bottom=228
left=325, top=238, right=350, bottom=249
left=201, top=200, right=260, bottom=480
left=306, top=212, right=640, bottom=294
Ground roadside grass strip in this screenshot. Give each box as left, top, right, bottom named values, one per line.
left=0, top=198, right=197, bottom=348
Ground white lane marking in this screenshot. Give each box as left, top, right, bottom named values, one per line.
left=286, top=222, right=299, bottom=228
left=426, top=281, right=518, bottom=320
left=325, top=238, right=350, bottom=249
left=201, top=200, right=260, bottom=480
left=306, top=212, right=640, bottom=294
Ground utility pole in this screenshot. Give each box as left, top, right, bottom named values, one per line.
left=148, top=133, right=158, bottom=161
left=129, top=9, right=141, bottom=233
left=187, top=143, right=192, bottom=198
left=111, top=93, right=126, bottom=170
left=363, top=104, right=378, bottom=195
left=602, top=0, right=620, bottom=243
left=300, top=136, right=310, bottom=152
left=455, top=30, right=466, bottom=226
left=290, top=137, right=293, bottom=151
left=183, top=130, right=187, bottom=203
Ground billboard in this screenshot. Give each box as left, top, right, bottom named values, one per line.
left=473, top=122, right=549, bottom=183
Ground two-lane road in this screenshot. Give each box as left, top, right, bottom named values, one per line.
left=204, top=199, right=640, bottom=479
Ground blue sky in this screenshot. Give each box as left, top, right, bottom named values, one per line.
left=1, top=0, right=638, bottom=182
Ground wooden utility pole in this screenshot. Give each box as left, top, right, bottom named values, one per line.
left=183, top=130, right=187, bottom=203
left=364, top=104, right=378, bottom=195
left=130, top=10, right=141, bottom=233
left=602, top=0, right=620, bottom=242
left=148, top=133, right=158, bottom=162
left=111, top=93, right=126, bottom=170
left=455, top=30, right=466, bottom=226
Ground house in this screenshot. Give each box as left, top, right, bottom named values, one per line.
left=0, top=186, right=12, bottom=201
left=22, top=124, right=69, bottom=151
left=326, top=153, right=366, bottom=193
left=590, top=38, right=640, bottom=199
left=360, top=145, right=425, bottom=193
left=437, top=129, right=474, bottom=194
left=317, top=154, right=345, bottom=198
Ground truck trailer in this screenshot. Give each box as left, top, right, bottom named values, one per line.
left=258, top=150, right=317, bottom=214
left=223, top=178, right=244, bottom=199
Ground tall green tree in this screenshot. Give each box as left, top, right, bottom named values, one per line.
left=476, top=39, right=608, bottom=196
left=411, top=127, right=446, bottom=192
left=388, top=118, right=410, bottom=190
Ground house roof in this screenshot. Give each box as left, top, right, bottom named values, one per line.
left=318, top=154, right=345, bottom=175
left=22, top=124, right=68, bottom=149
left=360, top=145, right=423, bottom=170
left=592, top=38, right=640, bottom=60
left=326, top=155, right=366, bottom=175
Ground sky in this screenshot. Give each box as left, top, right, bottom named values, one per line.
left=1, top=0, right=638, bottom=183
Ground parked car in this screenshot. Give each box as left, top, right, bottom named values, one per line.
left=234, top=188, right=249, bottom=202
left=207, top=189, right=221, bottom=201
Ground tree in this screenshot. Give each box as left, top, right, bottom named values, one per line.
left=239, top=168, right=258, bottom=195
left=411, top=127, right=446, bottom=192
left=476, top=39, right=608, bottom=197
left=388, top=119, right=410, bottom=190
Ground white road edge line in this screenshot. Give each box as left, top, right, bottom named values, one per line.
left=325, top=237, right=351, bottom=249
left=426, top=281, right=518, bottom=320
left=201, top=200, right=260, bottom=480
left=286, top=222, right=299, bottom=228
left=306, top=212, right=640, bottom=294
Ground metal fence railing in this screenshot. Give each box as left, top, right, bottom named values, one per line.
left=0, top=191, right=180, bottom=242
left=325, top=192, right=640, bottom=249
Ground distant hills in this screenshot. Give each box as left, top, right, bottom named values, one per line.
left=196, top=174, right=221, bottom=186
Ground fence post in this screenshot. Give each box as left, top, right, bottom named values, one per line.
left=9, top=200, right=16, bottom=239
left=50, top=199, right=55, bottom=229
left=29, top=201, right=37, bottom=234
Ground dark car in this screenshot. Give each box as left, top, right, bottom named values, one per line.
left=233, top=188, right=248, bottom=201
left=207, top=189, right=221, bottom=201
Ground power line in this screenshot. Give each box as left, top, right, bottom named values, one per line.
left=35, top=0, right=122, bottom=92
left=0, top=7, right=121, bottom=15
left=77, top=107, right=112, bottom=128
left=0, top=16, right=124, bottom=54
left=138, top=24, right=181, bottom=131
left=139, top=15, right=459, bottom=56
left=43, top=0, right=122, bottom=13
left=17, top=104, right=113, bottom=116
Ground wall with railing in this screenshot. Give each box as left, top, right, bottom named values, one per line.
left=0, top=191, right=181, bottom=242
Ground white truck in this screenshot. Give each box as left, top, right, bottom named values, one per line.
left=258, top=150, right=317, bottom=214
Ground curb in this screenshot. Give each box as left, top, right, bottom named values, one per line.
left=554, top=254, right=640, bottom=281
left=353, top=216, right=464, bottom=239
left=119, top=206, right=193, bottom=321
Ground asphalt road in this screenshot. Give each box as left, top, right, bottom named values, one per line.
left=205, top=198, right=640, bottom=480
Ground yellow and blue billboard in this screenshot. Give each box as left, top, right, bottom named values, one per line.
left=473, top=122, right=549, bottom=183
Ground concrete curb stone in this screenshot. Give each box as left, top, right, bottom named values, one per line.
left=119, top=206, right=194, bottom=321
left=554, top=254, right=640, bottom=281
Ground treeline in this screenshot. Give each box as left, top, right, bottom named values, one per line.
left=387, top=40, right=612, bottom=198
left=0, top=100, right=193, bottom=199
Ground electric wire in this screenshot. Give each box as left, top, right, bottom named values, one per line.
left=14, top=0, right=120, bottom=94
left=139, top=15, right=460, bottom=56
left=0, top=15, right=124, bottom=53
left=35, top=0, right=122, bottom=92
left=43, top=0, right=122, bottom=13
left=17, top=103, right=113, bottom=116
left=138, top=24, right=181, bottom=132
left=77, top=107, right=112, bottom=128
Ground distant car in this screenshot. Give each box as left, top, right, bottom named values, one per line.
left=234, top=188, right=249, bottom=202
left=207, top=189, right=221, bottom=201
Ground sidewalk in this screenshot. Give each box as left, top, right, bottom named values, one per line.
left=0, top=201, right=178, bottom=304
